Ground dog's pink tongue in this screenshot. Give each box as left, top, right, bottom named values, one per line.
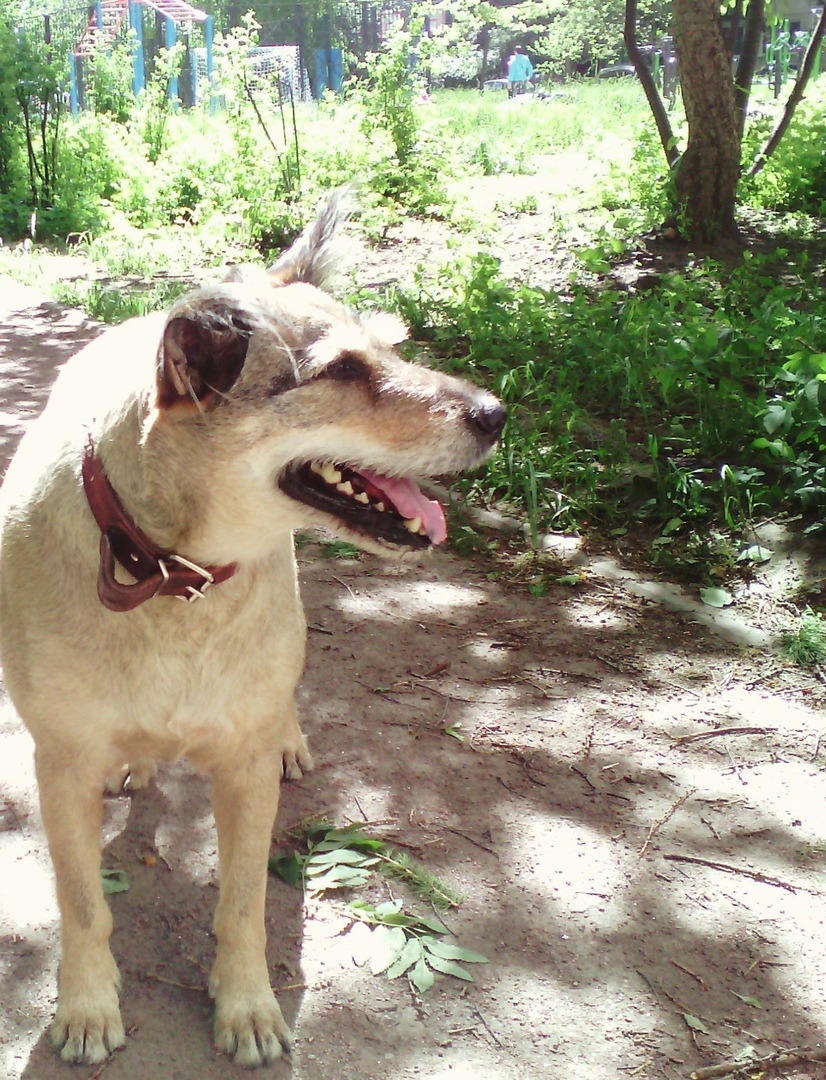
left=360, top=471, right=447, bottom=544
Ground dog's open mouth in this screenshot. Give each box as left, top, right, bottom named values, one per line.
left=279, top=461, right=447, bottom=549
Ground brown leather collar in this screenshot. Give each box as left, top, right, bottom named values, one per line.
left=82, top=438, right=236, bottom=612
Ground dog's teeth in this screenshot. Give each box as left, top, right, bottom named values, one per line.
left=337, top=481, right=354, bottom=496
left=375, top=502, right=385, bottom=513
left=354, top=492, right=370, bottom=504
left=404, top=516, right=423, bottom=534
left=320, top=463, right=342, bottom=485
left=310, top=462, right=324, bottom=476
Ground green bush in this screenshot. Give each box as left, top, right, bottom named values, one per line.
left=741, top=75, right=826, bottom=215
left=392, top=249, right=826, bottom=547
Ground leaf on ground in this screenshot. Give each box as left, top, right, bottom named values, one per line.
left=385, top=937, right=424, bottom=979
left=304, top=848, right=380, bottom=869
left=729, top=991, right=762, bottom=1008
left=683, top=1013, right=709, bottom=1034
left=306, top=864, right=373, bottom=892
left=423, top=938, right=489, bottom=964
left=369, top=924, right=408, bottom=975
left=699, top=586, right=733, bottom=608
left=409, top=956, right=436, bottom=993
left=101, top=868, right=130, bottom=894
left=268, top=853, right=304, bottom=888
left=737, top=545, right=773, bottom=564
left=425, top=952, right=475, bottom=981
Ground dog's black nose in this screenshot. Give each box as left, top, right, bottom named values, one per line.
left=469, top=400, right=507, bottom=440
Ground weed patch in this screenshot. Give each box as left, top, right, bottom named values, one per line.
left=392, top=249, right=826, bottom=563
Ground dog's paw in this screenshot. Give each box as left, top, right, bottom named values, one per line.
left=104, top=760, right=157, bottom=794
left=213, top=992, right=291, bottom=1067
left=49, top=993, right=125, bottom=1064
left=282, top=737, right=314, bottom=781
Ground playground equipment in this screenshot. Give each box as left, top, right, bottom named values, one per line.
left=68, top=0, right=214, bottom=112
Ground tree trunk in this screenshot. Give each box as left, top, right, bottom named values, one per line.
left=672, top=0, right=741, bottom=241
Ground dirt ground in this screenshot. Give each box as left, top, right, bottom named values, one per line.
left=0, top=269, right=825, bottom=1080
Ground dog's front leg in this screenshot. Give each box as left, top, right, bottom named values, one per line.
left=36, top=746, right=125, bottom=1064
left=208, top=724, right=292, bottom=1067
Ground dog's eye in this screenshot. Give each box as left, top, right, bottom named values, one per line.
left=326, top=352, right=367, bottom=381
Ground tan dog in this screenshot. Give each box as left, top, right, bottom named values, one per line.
left=0, top=193, right=505, bottom=1067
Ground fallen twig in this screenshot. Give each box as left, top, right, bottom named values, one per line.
left=140, top=972, right=203, bottom=992
left=663, top=854, right=801, bottom=893
left=691, top=1044, right=826, bottom=1079
left=473, top=1006, right=502, bottom=1047
left=444, top=826, right=499, bottom=857
left=639, top=787, right=697, bottom=857
left=670, top=959, right=706, bottom=989
left=673, top=726, right=776, bottom=746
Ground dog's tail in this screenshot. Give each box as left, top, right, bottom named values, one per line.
left=268, top=187, right=355, bottom=290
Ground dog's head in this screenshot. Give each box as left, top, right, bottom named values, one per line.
left=152, top=191, right=506, bottom=558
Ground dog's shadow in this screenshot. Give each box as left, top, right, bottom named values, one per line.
left=22, top=763, right=303, bottom=1079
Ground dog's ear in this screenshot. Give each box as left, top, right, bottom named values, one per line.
left=157, top=308, right=251, bottom=410
left=268, top=187, right=352, bottom=290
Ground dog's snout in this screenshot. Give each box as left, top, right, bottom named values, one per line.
left=468, top=399, right=507, bottom=441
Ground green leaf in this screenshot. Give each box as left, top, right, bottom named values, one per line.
left=422, top=938, right=489, bottom=964
left=443, top=723, right=465, bottom=742
left=313, top=826, right=387, bottom=852
left=683, top=1014, right=709, bottom=1034
left=699, top=587, right=733, bottom=608
left=730, top=991, right=762, bottom=1008
left=425, top=953, right=474, bottom=982
left=555, top=574, right=581, bottom=586
left=306, top=865, right=373, bottom=892
left=369, top=925, right=408, bottom=975
left=736, top=545, right=773, bottom=564
left=385, top=937, right=423, bottom=979
left=409, top=956, right=436, bottom=993
left=101, top=868, right=130, bottom=894
left=305, top=849, right=379, bottom=869
left=268, top=853, right=304, bottom=888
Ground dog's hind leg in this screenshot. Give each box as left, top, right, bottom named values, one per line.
left=35, top=744, right=125, bottom=1064
left=208, top=716, right=293, bottom=1067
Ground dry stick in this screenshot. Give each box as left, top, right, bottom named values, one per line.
left=663, top=854, right=800, bottom=893
left=670, top=959, right=707, bottom=989
left=474, top=1006, right=503, bottom=1047
left=673, top=726, right=776, bottom=746
left=444, top=826, right=499, bottom=858
left=724, top=742, right=747, bottom=786
left=691, top=1045, right=826, bottom=1080
left=639, top=788, right=697, bottom=857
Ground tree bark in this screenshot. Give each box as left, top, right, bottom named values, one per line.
left=672, top=0, right=741, bottom=241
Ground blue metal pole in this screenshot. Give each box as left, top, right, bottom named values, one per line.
left=95, top=1, right=104, bottom=50
left=205, top=15, right=215, bottom=113
left=165, top=17, right=178, bottom=104
left=130, top=1, right=145, bottom=95
left=68, top=49, right=79, bottom=115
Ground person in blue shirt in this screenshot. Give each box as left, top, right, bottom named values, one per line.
left=507, top=45, right=534, bottom=97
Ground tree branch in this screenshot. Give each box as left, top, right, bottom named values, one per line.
left=624, top=0, right=679, bottom=167
left=733, top=0, right=765, bottom=138
left=750, top=4, right=826, bottom=175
